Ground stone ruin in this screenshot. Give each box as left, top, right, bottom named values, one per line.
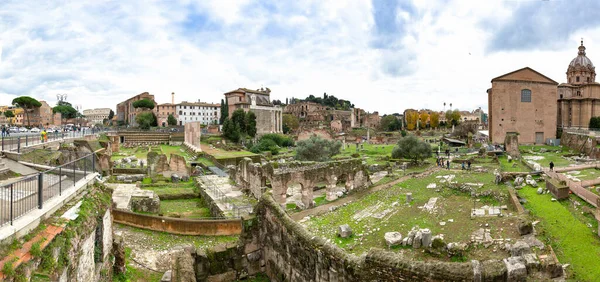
left=504, top=133, right=521, bottom=159
left=229, top=158, right=371, bottom=209
left=183, top=121, right=202, bottom=153
left=146, top=151, right=189, bottom=178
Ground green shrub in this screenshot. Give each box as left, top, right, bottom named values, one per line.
left=30, top=240, right=44, bottom=257
left=296, top=136, right=341, bottom=162
left=351, top=153, right=360, bottom=158
left=2, top=258, right=17, bottom=277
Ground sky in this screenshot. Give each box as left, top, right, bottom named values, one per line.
left=1, top=0, right=599, bottom=115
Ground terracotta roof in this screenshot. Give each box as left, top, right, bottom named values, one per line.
left=491, top=67, right=558, bottom=85
left=224, top=87, right=271, bottom=95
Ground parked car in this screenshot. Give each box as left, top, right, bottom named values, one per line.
left=8, top=127, right=19, bottom=133
left=30, top=128, right=40, bottom=133
left=19, top=127, right=28, bottom=132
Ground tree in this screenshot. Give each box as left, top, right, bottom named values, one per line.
left=220, top=99, right=229, bottom=124
left=430, top=112, right=440, bottom=129
left=419, top=112, right=430, bottom=130
left=52, top=105, right=78, bottom=122
left=405, top=111, right=419, bottom=131
left=590, top=117, right=600, bottom=129
left=282, top=114, right=299, bottom=134
left=108, top=109, right=115, bottom=120
left=246, top=111, right=257, bottom=138
left=231, top=109, right=247, bottom=134
left=295, top=136, right=342, bottom=162
left=132, top=98, right=155, bottom=110
left=452, top=122, right=478, bottom=139
left=4, top=110, right=14, bottom=124
left=445, top=109, right=461, bottom=126
left=380, top=115, right=402, bottom=131
left=12, top=96, right=42, bottom=127
left=391, top=136, right=432, bottom=163
left=167, top=114, right=177, bottom=126
left=135, top=112, right=157, bottom=130
left=222, top=118, right=241, bottom=142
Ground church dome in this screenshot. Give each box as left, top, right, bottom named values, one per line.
left=569, top=41, right=594, bottom=69
left=566, top=40, right=596, bottom=84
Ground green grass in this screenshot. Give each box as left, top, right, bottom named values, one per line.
left=305, top=170, right=516, bottom=259
left=196, top=157, right=216, bottom=167
left=519, top=145, right=571, bottom=153
left=141, top=180, right=197, bottom=197
left=498, top=156, right=530, bottom=172
left=562, top=168, right=600, bottom=181
left=212, top=150, right=257, bottom=159
left=313, top=195, right=330, bottom=207
left=160, top=144, right=192, bottom=159
left=518, top=187, right=600, bottom=281
left=160, top=198, right=211, bottom=218
left=113, top=247, right=163, bottom=282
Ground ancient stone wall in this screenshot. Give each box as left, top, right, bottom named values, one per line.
left=112, top=209, right=242, bottom=235
left=184, top=121, right=202, bottom=152
left=561, top=131, right=600, bottom=158
left=297, top=129, right=333, bottom=141
left=231, top=158, right=370, bottom=209
left=179, top=194, right=512, bottom=282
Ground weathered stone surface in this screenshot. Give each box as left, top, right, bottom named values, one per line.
left=171, top=174, right=181, bottom=183
left=113, top=235, right=126, bottom=275
left=130, top=190, right=160, bottom=213
left=517, top=218, right=533, bottom=236
left=76, top=232, right=95, bottom=282
left=522, top=253, right=540, bottom=273
left=161, top=270, right=172, bottom=282
left=421, top=228, right=432, bottom=248
left=413, top=231, right=423, bottom=248
left=537, top=187, right=543, bottom=194
left=510, top=241, right=531, bottom=257
left=172, top=251, right=196, bottom=282
left=384, top=232, right=403, bottom=248
left=337, top=224, right=352, bottom=238
left=169, top=154, right=188, bottom=175
left=504, top=256, right=527, bottom=282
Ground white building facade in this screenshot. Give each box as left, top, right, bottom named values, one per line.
left=176, top=101, right=220, bottom=126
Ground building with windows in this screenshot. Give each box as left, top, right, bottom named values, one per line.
left=224, top=87, right=282, bottom=134
left=176, top=100, right=220, bottom=126
left=557, top=41, right=600, bottom=129
left=83, top=108, right=112, bottom=125
left=487, top=67, right=558, bottom=144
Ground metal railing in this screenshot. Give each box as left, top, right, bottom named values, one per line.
left=0, top=153, right=98, bottom=227
left=200, top=172, right=253, bottom=218
left=1, top=129, right=110, bottom=153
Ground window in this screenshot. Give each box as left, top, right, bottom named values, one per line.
left=521, top=89, right=532, bottom=102
left=577, top=76, right=580, bottom=82
left=577, top=91, right=581, bottom=96
left=588, top=77, right=590, bottom=83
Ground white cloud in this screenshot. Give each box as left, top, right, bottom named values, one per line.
left=0, top=0, right=598, bottom=116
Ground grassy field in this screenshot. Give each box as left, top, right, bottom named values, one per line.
left=160, top=198, right=211, bottom=218
left=141, top=180, right=197, bottom=198
left=518, top=187, right=600, bottom=281
left=304, top=170, right=517, bottom=260
left=338, top=143, right=396, bottom=165
left=562, top=168, right=600, bottom=181
left=498, top=156, right=531, bottom=172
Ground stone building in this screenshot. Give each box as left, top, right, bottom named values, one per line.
left=557, top=41, right=600, bottom=129
left=176, top=101, right=220, bottom=126
left=82, top=108, right=112, bottom=125
left=155, top=92, right=177, bottom=126
left=487, top=67, right=558, bottom=144
left=17, top=101, right=53, bottom=127
left=116, top=92, right=156, bottom=126
left=224, top=87, right=282, bottom=134
left=284, top=101, right=379, bottom=132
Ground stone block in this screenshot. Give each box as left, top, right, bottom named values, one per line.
left=517, top=218, right=533, bottom=236
left=337, top=224, right=352, bottom=238
left=510, top=241, right=531, bottom=257
left=172, top=174, right=181, bottom=183
left=522, top=253, right=540, bottom=273
left=504, top=256, right=527, bottom=282
left=413, top=231, right=422, bottom=248
left=161, top=270, right=172, bottom=282
left=384, top=232, right=403, bottom=248
left=420, top=228, right=432, bottom=248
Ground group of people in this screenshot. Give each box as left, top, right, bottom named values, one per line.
left=436, top=158, right=450, bottom=169
left=1, top=126, right=10, bottom=137
left=461, top=160, right=472, bottom=170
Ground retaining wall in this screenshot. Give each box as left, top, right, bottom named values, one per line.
left=112, top=209, right=241, bottom=236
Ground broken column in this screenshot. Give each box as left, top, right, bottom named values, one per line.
left=406, top=193, right=413, bottom=203
left=421, top=228, right=432, bottom=248
left=337, top=224, right=353, bottom=238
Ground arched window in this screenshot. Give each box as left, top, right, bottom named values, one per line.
left=577, top=76, right=580, bottom=82
left=521, top=89, right=532, bottom=102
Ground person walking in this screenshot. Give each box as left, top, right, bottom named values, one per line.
left=467, top=160, right=471, bottom=170
left=549, top=161, right=555, bottom=171
left=461, top=161, right=465, bottom=170
left=446, top=160, right=450, bottom=170
left=1, top=126, right=5, bottom=137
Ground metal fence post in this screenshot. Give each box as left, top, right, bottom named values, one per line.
left=10, top=184, right=13, bottom=225
left=92, top=154, right=95, bottom=174
left=59, top=166, right=62, bottom=196
left=73, top=162, right=76, bottom=187
left=84, top=156, right=87, bottom=177
left=38, top=173, right=43, bottom=209
left=17, top=137, right=20, bottom=153
left=25, top=135, right=28, bottom=146
left=1, top=136, right=3, bottom=151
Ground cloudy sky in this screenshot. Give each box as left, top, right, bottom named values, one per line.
left=0, top=0, right=599, bottom=115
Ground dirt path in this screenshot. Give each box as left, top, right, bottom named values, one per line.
left=290, top=167, right=440, bottom=221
